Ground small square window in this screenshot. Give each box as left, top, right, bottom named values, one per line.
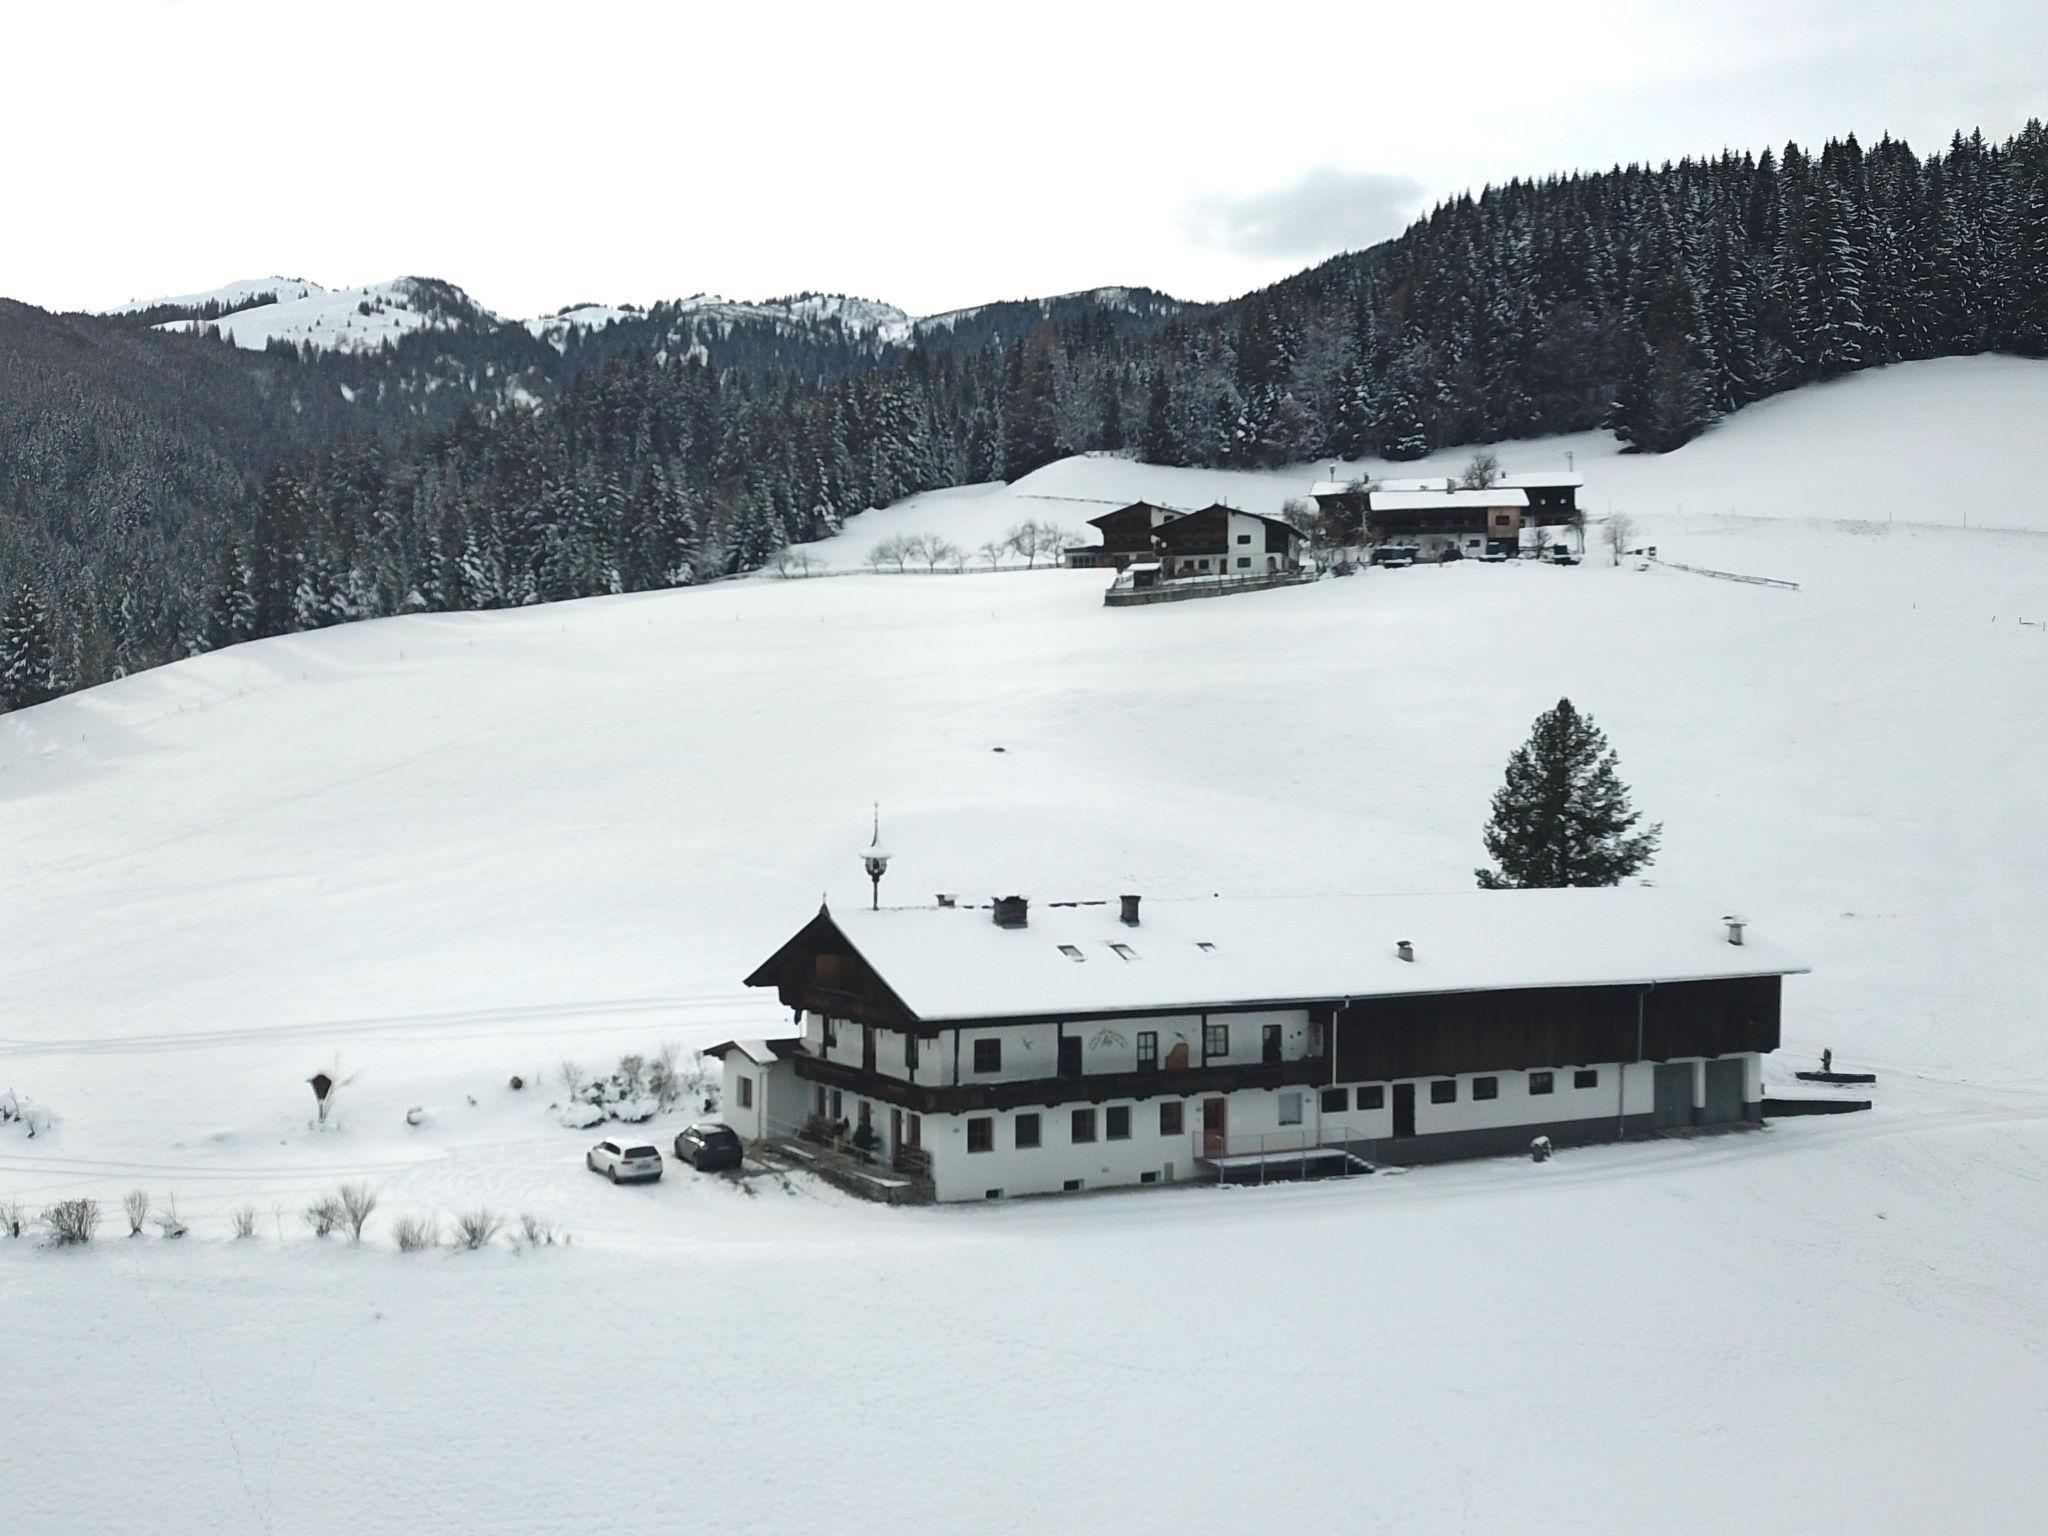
left=1106, top=1105, right=1131, bottom=1140
left=1159, top=1101, right=1184, bottom=1136
left=1430, top=1080, right=1457, bottom=1105
left=1320, top=1087, right=1348, bottom=1113
left=1236, top=557, right=1250, bottom=568
left=736, top=1076, right=754, bottom=1108
left=1015, top=1113, right=1041, bottom=1149
left=1473, top=1076, right=1499, bottom=1101
left=1203, top=1023, right=1229, bottom=1058
left=1529, top=1071, right=1554, bottom=1096
left=1574, top=1068, right=1599, bottom=1090
left=1139, top=1170, right=1159, bottom=1184
left=984, top=1188, right=1003, bottom=1200
left=1360, top=1084, right=1386, bottom=1110
left=1057, top=944, right=1084, bottom=961
left=973, top=1038, right=1002, bottom=1074
left=1236, top=533, right=1251, bottom=544
left=967, top=1117, right=993, bottom=1153
left=1278, top=1091, right=1303, bottom=1126
left=1071, top=1108, right=1097, bottom=1143
left=1063, top=1179, right=1084, bottom=1192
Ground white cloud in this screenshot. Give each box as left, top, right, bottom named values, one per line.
left=1181, top=166, right=1427, bottom=261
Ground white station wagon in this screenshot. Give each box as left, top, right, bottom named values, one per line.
left=586, top=1137, right=663, bottom=1184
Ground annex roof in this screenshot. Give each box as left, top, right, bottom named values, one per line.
left=799, top=887, right=1807, bottom=1024
left=1309, top=480, right=1369, bottom=497
left=1371, top=488, right=1530, bottom=512
left=1498, top=472, right=1586, bottom=489
left=701, top=1038, right=800, bottom=1066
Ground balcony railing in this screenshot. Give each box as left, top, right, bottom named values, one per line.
left=791, top=1050, right=1329, bottom=1114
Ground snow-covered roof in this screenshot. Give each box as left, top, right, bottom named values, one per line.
left=1376, top=476, right=1456, bottom=493
left=1309, top=480, right=1367, bottom=498
left=1371, top=488, right=1530, bottom=511
left=701, top=1038, right=799, bottom=1067
left=813, top=888, right=1806, bottom=1023
left=1498, top=472, right=1586, bottom=489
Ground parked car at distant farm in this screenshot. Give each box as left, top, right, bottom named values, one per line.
left=1547, top=544, right=1580, bottom=565
left=1372, top=545, right=1417, bottom=568
left=587, top=1138, right=663, bottom=1183
left=674, top=1123, right=744, bottom=1172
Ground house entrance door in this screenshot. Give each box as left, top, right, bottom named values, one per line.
left=1392, top=1082, right=1416, bottom=1139
left=1202, top=1097, right=1227, bottom=1156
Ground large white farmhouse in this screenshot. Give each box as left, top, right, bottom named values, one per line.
left=725, top=887, right=1807, bottom=1203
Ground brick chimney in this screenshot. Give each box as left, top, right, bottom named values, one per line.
left=1396, top=939, right=1414, bottom=962
left=992, top=895, right=1029, bottom=929
left=1119, top=894, right=1141, bottom=926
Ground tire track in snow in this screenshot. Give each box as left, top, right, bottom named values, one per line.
left=0, top=990, right=754, bottom=1060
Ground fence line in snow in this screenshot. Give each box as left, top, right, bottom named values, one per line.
left=1648, top=557, right=1801, bottom=592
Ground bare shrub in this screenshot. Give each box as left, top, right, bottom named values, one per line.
left=649, top=1038, right=684, bottom=1109
left=124, top=1187, right=150, bottom=1237
left=557, top=1058, right=584, bottom=1098
left=153, top=1197, right=188, bottom=1238
left=508, top=1213, right=561, bottom=1251
left=301, top=1194, right=342, bottom=1238
left=616, top=1053, right=646, bottom=1098
left=230, top=1205, right=259, bottom=1239
left=452, top=1207, right=504, bottom=1250
left=393, top=1213, right=439, bottom=1252
left=2, top=1199, right=25, bottom=1238
left=40, top=1198, right=100, bottom=1246
left=336, top=1183, right=379, bottom=1243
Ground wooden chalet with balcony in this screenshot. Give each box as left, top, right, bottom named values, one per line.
left=725, top=887, right=1806, bottom=1202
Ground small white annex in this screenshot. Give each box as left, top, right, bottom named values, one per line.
left=733, top=887, right=1808, bottom=1203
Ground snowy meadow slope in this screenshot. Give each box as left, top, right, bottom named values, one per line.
left=3, top=357, right=2047, bottom=1535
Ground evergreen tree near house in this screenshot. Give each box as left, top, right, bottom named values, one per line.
left=1475, top=699, right=1661, bottom=889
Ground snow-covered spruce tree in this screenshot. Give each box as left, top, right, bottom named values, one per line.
left=1, top=576, right=63, bottom=711
left=1476, top=699, right=1661, bottom=889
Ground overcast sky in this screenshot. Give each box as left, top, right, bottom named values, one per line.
left=6, top=0, right=2042, bottom=321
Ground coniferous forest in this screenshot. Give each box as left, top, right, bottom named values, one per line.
left=3, top=121, right=2045, bottom=712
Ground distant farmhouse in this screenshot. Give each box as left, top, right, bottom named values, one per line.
left=1310, top=472, right=1584, bottom=562
left=720, top=886, right=1804, bottom=1203
left=1065, top=501, right=1305, bottom=577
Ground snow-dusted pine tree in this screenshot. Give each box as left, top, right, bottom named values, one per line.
left=1476, top=698, right=1661, bottom=889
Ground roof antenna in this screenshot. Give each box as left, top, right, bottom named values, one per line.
left=862, top=803, right=891, bottom=911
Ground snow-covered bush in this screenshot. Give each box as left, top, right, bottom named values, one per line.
left=153, top=1198, right=188, bottom=1238
left=230, top=1205, right=259, bottom=1239
left=1, top=1089, right=54, bottom=1138
left=393, top=1214, right=438, bottom=1252
left=40, top=1198, right=99, bottom=1246
left=561, top=1049, right=686, bottom=1126
left=124, top=1188, right=150, bottom=1237
left=337, top=1183, right=379, bottom=1243
left=452, top=1207, right=503, bottom=1250
left=558, top=1101, right=606, bottom=1130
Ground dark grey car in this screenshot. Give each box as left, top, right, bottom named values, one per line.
left=674, top=1123, right=744, bottom=1172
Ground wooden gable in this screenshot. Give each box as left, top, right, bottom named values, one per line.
left=743, top=908, right=921, bottom=1028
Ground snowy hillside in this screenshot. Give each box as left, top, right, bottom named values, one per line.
left=3, top=359, right=2046, bottom=1534
left=115, top=276, right=499, bottom=352
left=108, top=274, right=323, bottom=316
left=810, top=354, right=2048, bottom=572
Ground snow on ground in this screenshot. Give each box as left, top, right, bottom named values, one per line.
left=142, top=276, right=489, bottom=352
left=812, top=353, right=2048, bottom=573
left=4, top=357, right=2048, bottom=1534
left=106, top=275, right=323, bottom=315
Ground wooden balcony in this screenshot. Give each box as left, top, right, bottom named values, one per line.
left=792, top=1050, right=1330, bottom=1115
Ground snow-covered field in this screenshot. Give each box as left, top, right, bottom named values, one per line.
left=4, top=357, right=2047, bottom=1534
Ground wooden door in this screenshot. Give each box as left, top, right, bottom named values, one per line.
left=1202, top=1097, right=1227, bottom=1156
left=1059, top=1036, right=1083, bottom=1078
left=1393, top=1082, right=1415, bottom=1138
